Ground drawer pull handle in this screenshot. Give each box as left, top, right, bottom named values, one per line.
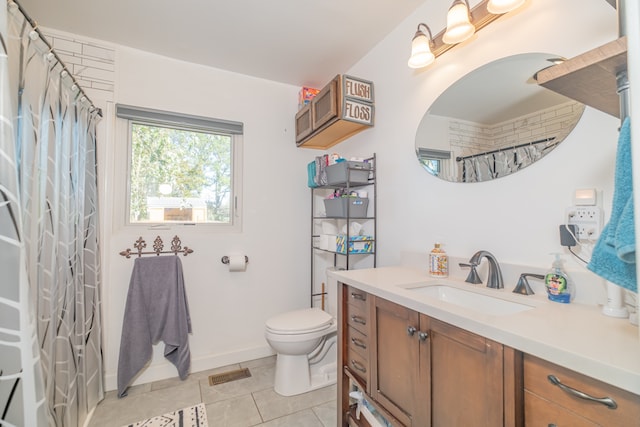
left=351, top=360, right=366, bottom=373
left=351, top=292, right=366, bottom=301
left=418, top=331, right=429, bottom=341
left=351, top=338, right=367, bottom=349
left=351, top=315, right=366, bottom=325
left=407, top=326, right=417, bottom=336
left=547, top=375, right=618, bottom=410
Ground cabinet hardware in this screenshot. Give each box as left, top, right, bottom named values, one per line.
left=351, top=360, right=367, bottom=373
left=351, top=315, right=367, bottom=325
left=418, top=331, right=429, bottom=341
left=407, top=326, right=417, bottom=336
left=547, top=375, right=618, bottom=409
left=351, top=338, right=367, bottom=349
left=351, top=292, right=366, bottom=301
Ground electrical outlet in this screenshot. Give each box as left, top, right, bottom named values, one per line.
left=565, top=206, right=603, bottom=241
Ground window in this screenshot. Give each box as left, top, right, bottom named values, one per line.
left=116, top=104, right=243, bottom=229
left=417, top=147, right=451, bottom=177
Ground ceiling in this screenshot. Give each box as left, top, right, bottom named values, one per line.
left=430, top=53, right=572, bottom=124
left=18, top=0, right=426, bottom=88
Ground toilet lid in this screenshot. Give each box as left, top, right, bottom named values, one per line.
left=266, top=308, right=333, bottom=334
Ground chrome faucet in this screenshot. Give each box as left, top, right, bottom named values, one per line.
left=460, top=250, right=504, bottom=289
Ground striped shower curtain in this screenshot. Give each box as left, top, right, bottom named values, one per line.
left=0, top=3, right=103, bottom=426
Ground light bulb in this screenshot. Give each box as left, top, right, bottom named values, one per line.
left=408, top=28, right=435, bottom=69
left=487, top=0, right=525, bottom=14
left=443, top=0, right=475, bottom=45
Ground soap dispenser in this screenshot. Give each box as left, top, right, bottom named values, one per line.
left=544, top=254, right=573, bottom=303
left=429, top=243, right=448, bottom=277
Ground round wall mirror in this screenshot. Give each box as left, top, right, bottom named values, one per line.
left=415, top=53, right=585, bottom=183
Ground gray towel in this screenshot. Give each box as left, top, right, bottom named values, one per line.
left=117, top=256, right=192, bottom=397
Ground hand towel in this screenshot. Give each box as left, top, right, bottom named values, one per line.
left=587, top=117, right=637, bottom=292
left=117, top=256, right=192, bottom=397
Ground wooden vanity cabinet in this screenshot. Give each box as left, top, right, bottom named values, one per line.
left=372, top=297, right=520, bottom=427
left=523, top=354, right=640, bottom=426
left=338, top=283, right=523, bottom=427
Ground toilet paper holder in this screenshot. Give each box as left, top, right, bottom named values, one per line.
left=221, top=255, right=249, bottom=264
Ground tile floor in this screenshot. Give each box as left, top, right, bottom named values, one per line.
left=88, top=355, right=337, bottom=427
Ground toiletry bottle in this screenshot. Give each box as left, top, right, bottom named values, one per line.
left=544, top=254, right=573, bottom=303
left=429, top=243, right=448, bottom=277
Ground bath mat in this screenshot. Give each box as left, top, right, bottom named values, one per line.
left=123, top=403, right=208, bottom=427
left=208, top=367, right=251, bottom=386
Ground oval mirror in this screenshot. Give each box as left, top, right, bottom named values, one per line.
left=415, top=53, right=585, bottom=183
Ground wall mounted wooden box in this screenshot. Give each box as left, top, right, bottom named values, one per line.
left=296, top=74, right=375, bottom=149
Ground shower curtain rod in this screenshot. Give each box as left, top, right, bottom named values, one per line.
left=455, top=136, right=557, bottom=162
left=9, top=0, right=102, bottom=117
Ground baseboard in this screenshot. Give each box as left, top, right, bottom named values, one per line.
left=104, top=345, right=275, bottom=391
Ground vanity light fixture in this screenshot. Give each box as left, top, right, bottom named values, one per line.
left=487, top=0, right=525, bottom=14
left=408, top=0, right=526, bottom=69
left=443, top=0, right=475, bottom=44
left=408, top=23, right=435, bottom=69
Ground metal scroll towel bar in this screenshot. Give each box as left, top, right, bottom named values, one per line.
left=119, top=235, right=194, bottom=258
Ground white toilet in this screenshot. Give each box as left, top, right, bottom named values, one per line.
left=264, top=274, right=338, bottom=396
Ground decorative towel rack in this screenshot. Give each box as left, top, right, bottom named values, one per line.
left=119, top=235, right=194, bottom=258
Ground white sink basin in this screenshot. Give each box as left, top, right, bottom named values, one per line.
left=401, top=284, right=535, bottom=316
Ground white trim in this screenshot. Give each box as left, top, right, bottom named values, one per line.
left=103, top=345, right=274, bottom=391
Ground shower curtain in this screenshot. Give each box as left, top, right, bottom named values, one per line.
left=0, top=3, right=103, bottom=426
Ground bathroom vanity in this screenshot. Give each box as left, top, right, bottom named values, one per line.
left=331, top=267, right=640, bottom=426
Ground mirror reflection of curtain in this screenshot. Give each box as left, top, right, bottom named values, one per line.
left=458, top=140, right=549, bottom=182
left=0, top=7, right=104, bottom=427
left=494, top=151, right=511, bottom=177
left=514, top=144, right=544, bottom=171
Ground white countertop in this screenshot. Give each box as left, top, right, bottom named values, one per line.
left=329, top=266, right=640, bottom=395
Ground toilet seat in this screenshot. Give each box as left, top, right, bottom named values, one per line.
left=265, top=308, right=333, bottom=335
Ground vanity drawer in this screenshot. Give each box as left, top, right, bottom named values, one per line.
left=523, top=354, right=640, bottom=426
left=347, top=344, right=369, bottom=386
left=525, top=391, right=596, bottom=426
left=347, top=286, right=368, bottom=311
left=346, top=301, right=369, bottom=335
left=347, top=325, right=369, bottom=360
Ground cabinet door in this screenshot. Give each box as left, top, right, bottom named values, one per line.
left=295, top=104, right=312, bottom=142
left=371, top=297, right=427, bottom=427
left=312, top=75, right=339, bottom=130
left=428, top=318, right=504, bottom=426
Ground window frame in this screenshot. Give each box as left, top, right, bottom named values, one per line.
left=115, top=104, right=243, bottom=232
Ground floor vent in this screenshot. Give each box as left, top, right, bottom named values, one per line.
left=208, top=368, right=252, bottom=386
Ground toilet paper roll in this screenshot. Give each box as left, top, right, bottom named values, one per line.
left=319, top=235, right=329, bottom=250
left=227, top=255, right=247, bottom=272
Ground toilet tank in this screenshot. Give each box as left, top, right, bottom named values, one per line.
left=325, top=268, right=339, bottom=318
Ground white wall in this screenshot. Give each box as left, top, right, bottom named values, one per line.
left=54, top=0, right=622, bottom=391
left=96, top=47, right=311, bottom=390
left=340, top=0, right=619, bottom=271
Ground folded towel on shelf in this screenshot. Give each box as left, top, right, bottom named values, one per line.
left=117, top=256, right=192, bottom=397
left=587, top=117, right=637, bottom=292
